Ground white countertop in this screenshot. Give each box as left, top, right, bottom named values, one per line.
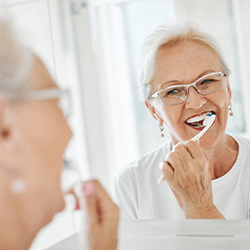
left=46, top=220, right=250, bottom=250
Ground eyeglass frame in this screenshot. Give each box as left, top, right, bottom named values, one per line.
left=2, top=88, right=70, bottom=101
left=27, top=88, right=71, bottom=118
left=22, top=88, right=70, bottom=102
left=6, top=88, right=72, bottom=118
left=150, top=71, right=226, bottom=106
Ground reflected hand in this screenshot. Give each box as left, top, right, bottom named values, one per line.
left=160, top=140, right=224, bottom=219
left=83, top=179, right=119, bottom=250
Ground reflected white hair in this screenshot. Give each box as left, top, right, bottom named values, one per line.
left=138, top=22, right=231, bottom=101
left=0, top=17, right=34, bottom=100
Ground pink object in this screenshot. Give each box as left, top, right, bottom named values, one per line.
left=65, top=187, right=80, bottom=210
left=83, top=183, right=94, bottom=198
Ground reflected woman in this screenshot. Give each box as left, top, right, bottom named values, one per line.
left=0, top=19, right=119, bottom=250
left=113, top=23, right=250, bottom=219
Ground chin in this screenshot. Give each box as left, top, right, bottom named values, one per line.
left=53, top=189, right=66, bottom=214
left=43, top=190, right=66, bottom=226
left=58, top=193, right=66, bottom=212
left=198, top=137, right=218, bottom=150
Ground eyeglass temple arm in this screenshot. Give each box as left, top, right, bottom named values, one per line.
left=25, top=89, right=70, bottom=101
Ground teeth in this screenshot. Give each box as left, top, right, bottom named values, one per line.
left=186, top=112, right=212, bottom=124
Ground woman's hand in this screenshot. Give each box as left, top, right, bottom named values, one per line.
left=83, top=179, right=119, bottom=250
left=160, top=140, right=225, bottom=219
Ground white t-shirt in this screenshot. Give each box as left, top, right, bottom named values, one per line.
left=113, top=135, right=250, bottom=219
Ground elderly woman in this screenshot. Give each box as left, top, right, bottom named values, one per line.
left=113, top=23, right=250, bottom=220
left=0, top=19, right=119, bottom=250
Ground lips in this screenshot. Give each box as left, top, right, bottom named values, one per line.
left=185, top=111, right=215, bottom=128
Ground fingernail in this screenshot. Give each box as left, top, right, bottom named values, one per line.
left=159, top=161, right=165, bottom=170
left=83, top=183, right=94, bottom=198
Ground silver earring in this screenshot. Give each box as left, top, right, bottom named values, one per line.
left=229, top=104, right=233, bottom=116
left=159, top=125, right=164, bottom=138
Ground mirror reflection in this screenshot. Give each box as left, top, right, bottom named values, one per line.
left=114, top=22, right=247, bottom=219
left=78, top=0, right=250, bottom=219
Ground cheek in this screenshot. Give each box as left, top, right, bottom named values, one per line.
left=212, top=90, right=230, bottom=114
left=37, top=106, right=70, bottom=154
left=19, top=104, right=71, bottom=169
left=161, top=106, right=183, bottom=128
left=206, top=91, right=229, bottom=127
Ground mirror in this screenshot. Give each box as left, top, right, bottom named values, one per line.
left=66, top=0, right=250, bottom=220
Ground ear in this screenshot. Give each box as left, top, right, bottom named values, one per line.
left=226, top=77, right=232, bottom=101
left=145, top=100, right=163, bottom=125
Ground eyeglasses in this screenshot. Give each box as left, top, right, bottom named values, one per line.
left=26, top=89, right=72, bottom=118
left=150, top=72, right=226, bottom=106
left=7, top=88, right=72, bottom=118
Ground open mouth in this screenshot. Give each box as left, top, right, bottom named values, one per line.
left=185, top=111, right=216, bottom=128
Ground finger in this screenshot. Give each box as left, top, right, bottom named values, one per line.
left=159, top=160, right=173, bottom=174
left=161, top=161, right=174, bottom=183
left=184, top=140, right=205, bottom=160
left=84, top=179, right=119, bottom=221
left=84, top=179, right=113, bottom=206
left=82, top=182, right=99, bottom=224
left=173, top=144, right=193, bottom=168
left=166, top=152, right=182, bottom=173
left=185, top=141, right=208, bottom=172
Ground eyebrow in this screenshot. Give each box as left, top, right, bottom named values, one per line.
left=160, top=70, right=217, bottom=89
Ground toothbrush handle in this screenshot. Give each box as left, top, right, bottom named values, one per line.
left=191, top=127, right=208, bottom=141
left=157, top=175, right=164, bottom=184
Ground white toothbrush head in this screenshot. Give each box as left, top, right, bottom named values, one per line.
left=203, top=113, right=212, bottom=126
left=205, top=114, right=215, bottom=127
left=191, top=114, right=216, bottom=141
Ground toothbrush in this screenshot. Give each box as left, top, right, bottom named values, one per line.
left=157, top=114, right=216, bottom=184
left=190, top=114, right=215, bottom=141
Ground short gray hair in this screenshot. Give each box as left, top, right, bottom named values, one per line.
left=138, top=22, right=231, bottom=101
left=0, top=17, right=34, bottom=101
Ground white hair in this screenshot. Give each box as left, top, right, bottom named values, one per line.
left=0, top=17, right=34, bottom=101
left=138, top=22, right=231, bottom=101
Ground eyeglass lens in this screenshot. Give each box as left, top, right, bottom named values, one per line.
left=159, top=73, right=223, bottom=106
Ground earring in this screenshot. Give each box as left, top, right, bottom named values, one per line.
left=1, top=164, right=26, bottom=194
left=11, top=178, right=26, bottom=194
left=229, top=103, right=233, bottom=116
left=159, top=125, right=164, bottom=138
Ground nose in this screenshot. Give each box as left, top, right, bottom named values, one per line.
left=184, top=86, right=206, bottom=110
